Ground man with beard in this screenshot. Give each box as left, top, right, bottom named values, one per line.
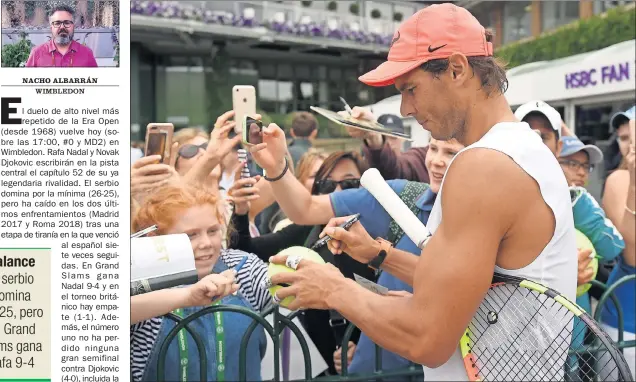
left=26, top=5, right=97, bottom=67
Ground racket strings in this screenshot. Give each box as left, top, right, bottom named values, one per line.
left=468, top=285, right=575, bottom=381
left=569, top=320, right=623, bottom=381
left=478, top=288, right=559, bottom=379
left=466, top=283, right=630, bottom=381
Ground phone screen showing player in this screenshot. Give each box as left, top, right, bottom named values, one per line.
left=243, top=117, right=263, bottom=145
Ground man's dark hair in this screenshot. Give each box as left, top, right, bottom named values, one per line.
left=49, top=5, right=75, bottom=18
left=420, top=30, right=508, bottom=96
left=290, top=112, right=318, bottom=137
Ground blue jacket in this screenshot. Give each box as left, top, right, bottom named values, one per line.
left=571, top=187, right=624, bottom=262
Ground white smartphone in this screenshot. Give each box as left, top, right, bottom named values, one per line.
left=232, top=85, right=256, bottom=134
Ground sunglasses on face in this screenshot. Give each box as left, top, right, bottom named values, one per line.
left=52, top=20, right=74, bottom=28
left=316, top=178, right=360, bottom=194
left=178, top=142, right=208, bottom=159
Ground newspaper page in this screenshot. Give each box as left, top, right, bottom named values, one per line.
left=0, top=1, right=129, bottom=381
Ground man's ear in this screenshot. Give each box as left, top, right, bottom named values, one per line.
left=447, top=53, right=470, bottom=84
left=290, top=129, right=297, bottom=138
left=309, top=129, right=318, bottom=139
left=556, top=139, right=564, bottom=157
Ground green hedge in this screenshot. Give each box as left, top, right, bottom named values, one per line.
left=496, top=6, right=636, bottom=69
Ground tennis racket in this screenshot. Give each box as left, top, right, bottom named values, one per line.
left=361, top=169, right=633, bottom=381
left=460, top=272, right=633, bottom=382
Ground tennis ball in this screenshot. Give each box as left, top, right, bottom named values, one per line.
left=267, top=246, right=325, bottom=308
left=575, top=229, right=598, bottom=297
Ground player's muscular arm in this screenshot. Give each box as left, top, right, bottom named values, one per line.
left=328, top=150, right=528, bottom=366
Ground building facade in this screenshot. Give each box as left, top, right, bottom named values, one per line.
left=130, top=1, right=634, bottom=140
left=130, top=0, right=435, bottom=139
left=459, top=0, right=632, bottom=48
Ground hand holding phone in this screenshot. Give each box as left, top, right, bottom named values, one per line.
left=233, top=86, right=256, bottom=134
left=144, top=123, right=174, bottom=164
left=242, top=116, right=264, bottom=146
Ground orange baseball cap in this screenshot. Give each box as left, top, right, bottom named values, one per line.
left=359, top=3, right=494, bottom=87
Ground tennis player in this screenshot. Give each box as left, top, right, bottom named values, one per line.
left=251, top=3, right=578, bottom=380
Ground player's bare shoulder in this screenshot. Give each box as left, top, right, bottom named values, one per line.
left=444, top=147, right=540, bottom=214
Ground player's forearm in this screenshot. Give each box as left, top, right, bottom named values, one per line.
left=327, top=278, right=443, bottom=367
left=131, top=288, right=189, bottom=324
left=381, top=247, right=420, bottom=286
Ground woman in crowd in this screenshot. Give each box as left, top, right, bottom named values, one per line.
left=601, top=117, right=635, bottom=377
left=603, top=106, right=635, bottom=180
left=130, top=185, right=271, bottom=382
left=228, top=150, right=374, bottom=375
left=173, top=127, right=222, bottom=194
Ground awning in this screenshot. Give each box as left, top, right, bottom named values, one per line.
left=505, top=39, right=635, bottom=106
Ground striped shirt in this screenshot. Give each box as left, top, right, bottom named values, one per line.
left=130, top=249, right=271, bottom=381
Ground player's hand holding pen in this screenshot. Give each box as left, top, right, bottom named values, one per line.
left=319, top=215, right=381, bottom=264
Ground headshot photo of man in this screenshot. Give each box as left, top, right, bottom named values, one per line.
left=1, top=1, right=120, bottom=68
left=25, top=4, right=97, bottom=67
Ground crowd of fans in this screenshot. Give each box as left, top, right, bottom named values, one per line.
left=129, top=98, right=635, bottom=381
left=129, top=1, right=394, bottom=46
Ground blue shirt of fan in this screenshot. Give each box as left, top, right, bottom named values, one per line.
left=330, top=179, right=435, bottom=375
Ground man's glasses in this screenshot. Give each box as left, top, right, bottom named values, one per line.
left=316, top=179, right=360, bottom=194
left=51, top=20, right=74, bottom=28
left=178, top=142, right=208, bottom=159
left=559, top=159, right=594, bottom=173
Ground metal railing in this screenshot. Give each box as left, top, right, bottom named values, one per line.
left=156, top=277, right=635, bottom=381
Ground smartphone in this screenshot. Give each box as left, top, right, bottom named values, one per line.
left=310, top=213, right=361, bottom=250
left=242, top=116, right=263, bottom=146
left=145, top=123, right=174, bottom=163
left=232, top=85, right=256, bottom=134
left=237, top=148, right=252, bottom=187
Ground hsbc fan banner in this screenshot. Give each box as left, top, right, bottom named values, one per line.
left=505, top=39, right=636, bottom=106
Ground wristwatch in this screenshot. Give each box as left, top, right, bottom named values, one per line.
left=367, top=237, right=393, bottom=270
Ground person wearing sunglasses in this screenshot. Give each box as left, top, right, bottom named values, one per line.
left=26, top=5, right=97, bottom=67
left=173, top=127, right=222, bottom=195
left=228, top=151, right=375, bottom=376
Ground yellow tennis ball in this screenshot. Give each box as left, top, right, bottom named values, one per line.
left=267, top=246, right=326, bottom=308
left=576, top=230, right=599, bottom=297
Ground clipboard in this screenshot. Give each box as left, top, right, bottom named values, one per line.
left=310, top=106, right=413, bottom=141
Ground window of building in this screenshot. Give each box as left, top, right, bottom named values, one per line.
left=502, top=1, right=531, bottom=44
left=541, top=1, right=579, bottom=32
left=574, top=101, right=630, bottom=143
left=594, top=0, right=631, bottom=15
left=164, top=58, right=207, bottom=127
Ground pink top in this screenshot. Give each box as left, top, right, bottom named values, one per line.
left=26, top=40, right=98, bottom=67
